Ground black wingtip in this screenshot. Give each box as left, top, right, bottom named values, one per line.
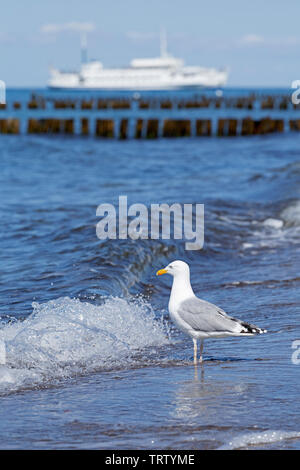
left=240, top=322, right=267, bottom=335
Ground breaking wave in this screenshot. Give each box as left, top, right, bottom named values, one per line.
left=0, top=296, right=169, bottom=394
left=280, top=200, right=300, bottom=227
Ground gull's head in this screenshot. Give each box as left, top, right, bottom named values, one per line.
left=156, top=260, right=190, bottom=278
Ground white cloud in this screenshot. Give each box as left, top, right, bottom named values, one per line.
left=239, top=34, right=300, bottom=48
left=40, top=22, right=95, bottom=34
left=241, top=34, right=264, bottom=45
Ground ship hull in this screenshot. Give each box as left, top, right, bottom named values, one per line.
left=48, top=80, right=227, bottom=90
left=48, top=63, right=229, bottom=91
left=48, top=84, right=212, bottom=90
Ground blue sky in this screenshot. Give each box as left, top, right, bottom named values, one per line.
left=0, top=0, right=299, bottom=87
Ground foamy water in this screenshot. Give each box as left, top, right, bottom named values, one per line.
left=218, top=430, right=300, bottom=450
left=239, top=199, right=300, bottom=251
left=280, top=200, right=300, bottom=227
left=0, top=296, right=169, bottom=394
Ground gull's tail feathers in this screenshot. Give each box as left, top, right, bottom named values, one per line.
left=239, top=320, right=267, bottom=335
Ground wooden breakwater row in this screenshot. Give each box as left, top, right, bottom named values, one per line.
left=0, top=94, right=298, bottom=111
left=2, top=117, right=300, bottom=137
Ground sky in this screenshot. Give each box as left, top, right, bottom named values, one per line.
left=0, top=0, right=299, bottom=87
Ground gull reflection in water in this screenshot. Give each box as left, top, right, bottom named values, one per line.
left=171, top=364, right=249, bottom=422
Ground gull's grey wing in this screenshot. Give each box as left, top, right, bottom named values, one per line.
left=178, top=297, right=264, bottom=334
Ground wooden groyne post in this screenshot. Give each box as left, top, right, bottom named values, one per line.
left=0, top=119, right=19, bottom=134
left=162, top=119, right=191, bottom=137
left=95, top=119, right=114, bottom=138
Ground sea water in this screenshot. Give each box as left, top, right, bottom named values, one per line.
left=0, top=88, right=299, bottom=449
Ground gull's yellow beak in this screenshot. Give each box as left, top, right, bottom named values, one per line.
left=156, top=268, right=167, bottom=276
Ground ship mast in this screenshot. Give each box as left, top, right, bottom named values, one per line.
left=81, top=32, right=88, bottom=64
left=160, top=28, right=168, bottom=58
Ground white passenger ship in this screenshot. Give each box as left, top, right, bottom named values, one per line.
left=48, top=33, right=228, bottom=90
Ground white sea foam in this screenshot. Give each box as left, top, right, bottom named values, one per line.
left=262, top=218, right=284, bottom=229
left=240, top=200, right=300, bottom=251
left=242, top=242, right=254, bottom=249
left=0, top=296, right=169, bottom=394
left=280, top=200, right=300, bottom=227
left=259, top=201, right=300, bottom=231
left=218, top=430, right=300, bottom=449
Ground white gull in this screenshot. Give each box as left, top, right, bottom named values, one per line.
left=156, top=260, right=267, bottom=364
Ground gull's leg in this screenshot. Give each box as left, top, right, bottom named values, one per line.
left=199, top=340, right=204, bottom=364
left=193, top=339, right=197, bottom=365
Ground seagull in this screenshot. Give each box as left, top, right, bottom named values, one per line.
left=156, top=260, right=267, bottom=364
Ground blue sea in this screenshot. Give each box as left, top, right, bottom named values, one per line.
left=0, top=88, right=299, bottom=450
